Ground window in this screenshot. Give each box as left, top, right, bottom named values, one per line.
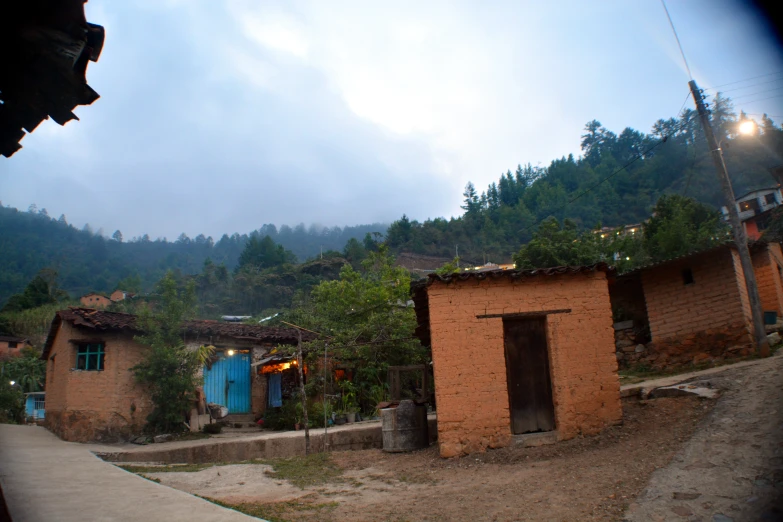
left=34, top=397, right=45, bottom=411
left=682, top=268, right=694, bottom=285
left=76, top=343, right=105, bottom=371
left=765, top=193, right=777, bottom=205
left=8, top=341, right=18, bottom=349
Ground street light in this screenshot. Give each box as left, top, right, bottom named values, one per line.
left=9, top=380, right=15, bottom=386
left=739, top=120, right=756, bottom=136
left=227, top=349, right=235, bottom=356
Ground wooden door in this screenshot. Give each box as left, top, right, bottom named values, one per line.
left=503, top=318, right=555, bottom=434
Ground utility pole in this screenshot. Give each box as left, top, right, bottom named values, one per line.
left=689, top=79, right=770, bottom=357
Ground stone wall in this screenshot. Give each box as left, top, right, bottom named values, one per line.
left=426, top=271, right=621, bottom=458
left=44, top=322, right=154, bottom=442
left=638, top=248, right=753, bottom=369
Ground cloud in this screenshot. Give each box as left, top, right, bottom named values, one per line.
left=1, top=0, right=781, bottom=241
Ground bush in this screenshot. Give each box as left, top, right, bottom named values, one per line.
left=0, top=381, right=24, bottom=424
left=202, top=423, right=222, bottom=434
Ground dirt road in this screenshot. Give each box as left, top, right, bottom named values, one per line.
left=136, top=355, right=783, bottom=521
left=144, top=396, right=711, bottom=521
left=625, top=353, right=783, bottom=521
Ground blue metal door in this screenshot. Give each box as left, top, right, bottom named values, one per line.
left=203, top=352, right=251, bottom=414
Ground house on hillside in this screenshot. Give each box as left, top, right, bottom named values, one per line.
left=41, top=308, right=314, bottom=442
left=721, top=187, right=782, bottom=240
left=79, top=292, right=111, bottom=309
left=109, top=290, right=134, bottom=302
left=412, top=264, right=622, bottom=458
left=609, top=241, right=783, bottom=369
left=0, top=334, right=33, bottom=358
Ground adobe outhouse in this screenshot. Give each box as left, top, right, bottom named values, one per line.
left=412, top=264, right=622, bottom=458
left=610, top=241, right=783, bottom=369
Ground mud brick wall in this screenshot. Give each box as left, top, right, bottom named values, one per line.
left=44, top=322, right=154, bottom=442
left=752, top=243, right=783, bottom=319
left=427, top=271, right=621, bottom=458
left=640, top=248, right=753, bottom=368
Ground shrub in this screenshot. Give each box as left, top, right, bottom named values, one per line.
left=202, top=423, right=222, bottom=434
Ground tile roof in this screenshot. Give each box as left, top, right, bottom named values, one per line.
left=618, top=240, right=771, bottom=276
left=422, top=263, right=614, bottom=285
left=42, top=308, right=314, bottom=360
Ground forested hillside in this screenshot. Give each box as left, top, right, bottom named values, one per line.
left=386, top=96, right=783, bottom=261
left=0, top=206, right=386, bottom=306
left=3, top=94, right=781, bottom=305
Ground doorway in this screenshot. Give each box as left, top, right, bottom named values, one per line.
left=203, top=352, right=251, bottom=414
left=503, top=317, right=555, bottom=434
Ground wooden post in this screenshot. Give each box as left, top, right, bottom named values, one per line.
left=296, top=329, right=310, bottom=454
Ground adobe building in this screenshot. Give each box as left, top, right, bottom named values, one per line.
left=412, top=264, right=622, bottom=458
left=0, top=333, right=32, bottom=358
left=42, top=308, right=312, bottom=442
left=110, top=289, right=134, bottom=302
left=79, top=292, right=112, bottom=309
left=610, top=242, right=783, bottom=369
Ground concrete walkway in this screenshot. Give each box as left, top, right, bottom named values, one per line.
left=0, top=425, right=259, bottom=522
left=620, top=355, right=776, bottom=398
left=626, top=352, right=783, bottom=521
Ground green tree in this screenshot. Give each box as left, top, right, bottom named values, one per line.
left=132, top=271, right=201, bottom=433
left=643, top=194, right=728, bottom=261
left=0, top=380, right=24, bottom=424
left=2, top=349, right=46, bottom=393
left=2, top=269, right=69, bottom=313
left=288, top=246, right=427, bottom=413
left=238, top=235, right=296, bottom=271
left=513, top=218, right=603, bottom=268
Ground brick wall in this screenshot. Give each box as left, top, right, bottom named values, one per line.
left=640, top=248, right=753, bottom=368
left=45, top=322, right=154, bottom=442
left=753, top=243, right=783, bottom=319
left=427, top=271, right=621, bottom=458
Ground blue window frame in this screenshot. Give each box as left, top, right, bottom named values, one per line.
left=76, top=343, right=105, bottom=371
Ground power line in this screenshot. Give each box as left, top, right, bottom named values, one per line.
left=736, top=94, right=783, bottom=106
left=660, top=0, right=692, bottom=80
left=730, top=85, right=783, bottom=102
left=703, top=70, right=783, bottom=91
left=713, top=77, right=783, bottom=94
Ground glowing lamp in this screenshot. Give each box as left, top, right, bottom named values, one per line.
left=739, top=120, right=756, bottom=135
left=227, top=349, right=235, bottom=356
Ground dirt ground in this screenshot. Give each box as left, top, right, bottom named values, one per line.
left=144, top=395, right=712, bottom=522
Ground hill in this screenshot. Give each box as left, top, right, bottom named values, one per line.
left=385, top=97, right=783, bottom=262
left=0, top=206, right=386, bottom=306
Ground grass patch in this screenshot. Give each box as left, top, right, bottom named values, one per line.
left=262, top=453, right=344, bottom=489
left=205, top=496, right=338, bottom=522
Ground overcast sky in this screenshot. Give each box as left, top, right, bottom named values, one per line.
left=1, top=0, right=782, bottom=240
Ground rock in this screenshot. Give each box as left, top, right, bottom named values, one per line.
left=153, top=434, right=173, bottom=443
left=131, top=436, right=148, bottom=445
left=671, top=505, right=693, bottom=517
left=649, top=384, right=720, bottom=400
left=613, top=320, right=634, bottom=330
left=634, top=344, right=646, bottom=353
left=712, top=515, right=734, bottom=522
left=766, top=332, right=781, bottom=345
left=672, top=492, right=701, bottom=500
left=621, top=344, right=637, bottom=353
left=692, top=353, right=711, bottom=365
left=765, top=324, right=779, bottom=334
left=616, top=339, right=635, bottom=349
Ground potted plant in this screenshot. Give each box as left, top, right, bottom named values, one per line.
left=339, top=380, right=358, bottom=423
